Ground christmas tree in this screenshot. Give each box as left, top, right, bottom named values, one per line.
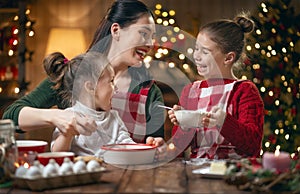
left=244, top=0, right=300, bottom=155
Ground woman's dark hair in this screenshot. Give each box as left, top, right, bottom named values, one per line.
left=88, top=0, right=154, bottom=87
left=43, top=52, right=109, bottom=107
left=88, top=0, right=154, bottom=54
left=199, top=12, right=255, bottom=63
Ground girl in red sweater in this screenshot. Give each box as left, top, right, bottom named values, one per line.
left=168, top=13, right=264, bottom=159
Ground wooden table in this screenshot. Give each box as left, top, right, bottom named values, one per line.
left=0, top=159, right=250, bottom=194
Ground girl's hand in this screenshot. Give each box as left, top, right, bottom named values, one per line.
left=202, top=106, right=226, bottom=128
left=53, top=109, right=97, bottom=136
left=146, top=136, right=165, bottom=147
left=167, top=105, right=181, bottom=126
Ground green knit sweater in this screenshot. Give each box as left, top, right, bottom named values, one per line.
left=2, top=78, right=165, bottom=139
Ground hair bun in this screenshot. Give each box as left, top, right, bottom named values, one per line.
left=235, top=15, right=255, bottom=34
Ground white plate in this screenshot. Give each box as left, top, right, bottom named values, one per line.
left=192, top=167, right=225, bottom=179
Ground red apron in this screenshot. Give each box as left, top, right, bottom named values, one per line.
left=111, top=82, right=153, bottom=143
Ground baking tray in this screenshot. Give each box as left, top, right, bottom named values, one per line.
left=13, top=167, right=106, bottom=191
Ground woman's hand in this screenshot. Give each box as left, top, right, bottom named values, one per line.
left=167, top=105, right=181, bottom=126
left=52, top=109, right=97, bottom=136
left=202, top=106, right=226, bottom=128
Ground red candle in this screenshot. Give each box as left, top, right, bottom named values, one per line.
left=262, top=150, right=291, bottom=173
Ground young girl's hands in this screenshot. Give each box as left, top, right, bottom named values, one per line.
left=167, top=105, right=181, bottom=126
left=146, top=136, right=164, bottom=147
left=202, top=106, right=226, bottom=128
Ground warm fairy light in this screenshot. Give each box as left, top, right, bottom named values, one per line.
left=275, top=129, right=279, bottom=135
left=179, top=54, right=185, bottom=60
left=282, top=47, right=287, bottom=53
left=258, top=12, right=264, bottom=18
left=29, top=30, right=34, bottom=37
left=167, top=30, right=172, bottom=36
left=8, top=50, right=14, bottom=56
left=26, top=21, right=31, bottom=27
left=252, top=63, right=260, bottom=70
left=276, top=145, right=281, bottom=150
left=287, top=87, right=291, bottom=93
left=168, top=62, right=175, bottom=68
left=260, top=87, right=266, bottom=92
left=281, top=75, right=286, bottom=81
left=283, top=81, right=288, bottom=86
left=255, top=43, right=260, bottom=49
left=173, top=27, right=180, bottom=32
left=293, top=125, right=297, bottom=130
left=178, top=33, right=185, bottom=40
left=266, top=52, right=271, bottom=58
left=268, top=91, right=274, bottom=96
left=170, top=37, right=176, bottom=43
left=183, top=63, right=189, bottom=70
left=169, top=19, right=175, bottom=25
left=187, top=48, right=193, bottom=54
left=155, top=4, right=162, bottom=9
left=280, top=129, right=284, bottom=134
left=13, top=28, right=18, bottom=34
left=271, top=28, right=276, bottom=33
left=246, top=45, right=252, bottom=51
left=169, top=10, right=175, bottom=16
left=161, top=36, right=167, bottom=42
left=285, top=134, right=290, bottom=140
left=162, top=49, right=168, bottom=55
left=263, top=7, right=268, bottom=13
left=163, top=20, right=169, bottom=26
left=143, top=56, right=152, bottom=63
left=271, top=50, right=276, bottom=55
left=284, top=57, right=288, bottom=62
left=168, top=143, right=175, bottom=150
left=298, top=147, right=300, bottom=152
left=261, top=50, right=266, bottom=55
left=261, top=2, right=266, bottom=8
left=260, top=149, right=264, bottom=156
left=25, top=9, right=30, bottom=15
left=162, top=11, right=168, bottom=17
left=256, top=29, right=262, bottom=35
left=14, top=15, right=18, bottom=21
left=267, top=45, right=272, bottom=50
left=265, top=141, right=270, bottom=147
left=155, top=53, right=162, bottom=58
left=290, top=42, right=294, bottom=47
left=0, top=87, right=2, bottom=93
left=13, top=39, right=18, bottom=45
left=253, top=78, right=259, bottom=83
left=154, top=10, right=161, bottom=15
left=14, top=87, right=20, bottom=93
left=241, top=75, right=247, bottom=80
left=156, top=18, right=162, bottom=24
left=275, top=100, right=280, bottom=106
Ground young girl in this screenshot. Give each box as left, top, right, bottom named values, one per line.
left=44, top=51, right=163, bottom=156
left=168, top=13, right=264, bottom=159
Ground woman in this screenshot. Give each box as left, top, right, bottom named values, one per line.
left=168, top=12, right=264, bottom=159
left=2, top=0, right=165, bottom=142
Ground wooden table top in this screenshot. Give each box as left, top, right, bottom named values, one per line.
left=0, top=158, right=250, bottom=194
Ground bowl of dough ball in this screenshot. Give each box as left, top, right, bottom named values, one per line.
left=37, top=152, right=75, bottom=166
left=17, top=140, right=48, bottom=153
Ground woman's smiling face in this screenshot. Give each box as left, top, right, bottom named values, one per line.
left=193, top=32, right=226, bottom=79
left=110, top=14, right=155, bottom=67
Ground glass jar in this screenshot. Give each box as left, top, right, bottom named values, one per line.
left=0, top=119, right=18, bottom=184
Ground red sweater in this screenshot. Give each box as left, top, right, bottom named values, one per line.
left=172, top=79, right=264, bottom=158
